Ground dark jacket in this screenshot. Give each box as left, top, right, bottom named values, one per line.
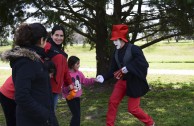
left=103, top=43, right=149, bottom=98
left=1, top=46, right=59, bottom=126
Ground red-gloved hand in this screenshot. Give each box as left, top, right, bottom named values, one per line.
left=114, top=69, right=123, bottom=79
left=66, top=89, right=77, bottom=100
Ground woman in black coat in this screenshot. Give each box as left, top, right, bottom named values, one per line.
left=1, top=23, right=58, bottom=126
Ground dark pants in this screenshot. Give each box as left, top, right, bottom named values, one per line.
left=0, top=92, right=16, bottom=126
left=66, top=97, right=80, bottom=126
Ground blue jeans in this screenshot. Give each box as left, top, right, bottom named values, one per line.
left=53, top=93, right=59, bottom=111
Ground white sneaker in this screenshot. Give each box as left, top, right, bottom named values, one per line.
left=146, top=122, right=155, bottom=126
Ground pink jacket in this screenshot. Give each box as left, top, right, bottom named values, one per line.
left=62, top=70, right=95, bottom=99
left=0, top=76, right=15, bottom=100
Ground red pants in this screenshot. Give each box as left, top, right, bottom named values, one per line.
left=106, top=80, right=154, bottom=126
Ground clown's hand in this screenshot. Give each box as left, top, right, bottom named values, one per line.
left=66, top=89, right=77, bottom=100
left=114, top=69, right=123, bottom=79
left=96, top=75, right=104, bottom=83
left=121, top=66, right=128, bottom=74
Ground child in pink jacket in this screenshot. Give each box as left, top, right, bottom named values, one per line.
left=62, top=56, right=96, bottom=126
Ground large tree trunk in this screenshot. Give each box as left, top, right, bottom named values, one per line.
left=95, top=1, right=114, bottom=75
left=96, top=35, right=114, bottom=75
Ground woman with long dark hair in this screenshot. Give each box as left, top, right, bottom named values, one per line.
left=45, top=25, right=74, bottom=110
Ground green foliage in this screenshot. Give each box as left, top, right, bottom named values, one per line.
left=150, top=0, right=194, bottom=34
left=0, top=0, right=26, bottom=38
left=2, top=0, right=194, bottom=73
left=0, top=39, right=11, bottom=46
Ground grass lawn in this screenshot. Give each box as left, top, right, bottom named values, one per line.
left=1, top=75, right=194, bottom=126
left=1, top=41, right=194, bottom=69
left=0, top=41, right=194, bottom=125
left=55, top=75, right=194, bottom=126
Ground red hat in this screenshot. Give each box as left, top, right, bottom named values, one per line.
left=110, top=24, right=128, bottom=42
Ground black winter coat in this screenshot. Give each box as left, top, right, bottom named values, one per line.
left=103, top=43, right=150, bottom=98
left=1, top=46, right=59, bottom=126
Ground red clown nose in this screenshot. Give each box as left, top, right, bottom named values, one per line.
left=110, top=24, right=129, bottom=42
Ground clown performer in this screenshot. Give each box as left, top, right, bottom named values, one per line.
left=96, top=24, right=155, bottom=126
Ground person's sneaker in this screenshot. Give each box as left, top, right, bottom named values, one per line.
left=146, top=122, right=155, bottom=126
left=151, top=122, right=155, bottom=126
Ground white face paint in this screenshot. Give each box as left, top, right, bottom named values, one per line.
left=113, top=39, right=122, bottom=49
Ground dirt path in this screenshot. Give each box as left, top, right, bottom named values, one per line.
left=79, top=68, right=194, bottom=75
left=1, top=66, right=194, bottom=75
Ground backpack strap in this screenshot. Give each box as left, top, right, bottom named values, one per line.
left=115, top=49, right=122, bottom=68
left=123, top=43, right=133, bottom=65
left=115, top=43, right=133, bottom=69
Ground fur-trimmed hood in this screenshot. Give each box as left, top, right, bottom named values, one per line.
left=0, top=47, right=41, bottom=62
